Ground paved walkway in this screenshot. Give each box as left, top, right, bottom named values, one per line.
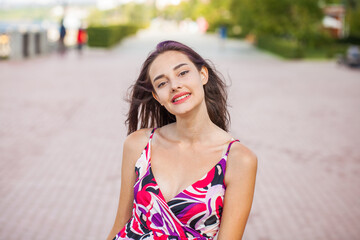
left=1, top=28, right=360, bottom=240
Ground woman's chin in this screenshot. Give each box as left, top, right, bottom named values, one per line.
left=166, top=107, right=192, bottom=117
left=166, top=100, right=204, bottom=117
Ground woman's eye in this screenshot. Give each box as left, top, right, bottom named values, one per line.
left=157, top=82, right=165, bottom=88
left=179, top=70, right=189, bottom=77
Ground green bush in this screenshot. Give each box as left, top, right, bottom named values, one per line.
left=256, top=35, right=348, bottom=59
left=87, top=24, right=140, bottom=48
left=256, top=35, right=304, bottom=59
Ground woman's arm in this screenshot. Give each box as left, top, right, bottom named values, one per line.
left=217, top=143, right=258, bottom=240
left=106, top=129, right=150, bottom=240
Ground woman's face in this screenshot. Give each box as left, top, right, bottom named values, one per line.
left=149, top=50, right=208, bottom=116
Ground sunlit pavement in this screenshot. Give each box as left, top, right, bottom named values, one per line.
left=1, top=26, right=360, bottom=240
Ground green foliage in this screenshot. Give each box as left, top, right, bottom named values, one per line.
left=324, top=0, right=342, bottom=3
left=160, top=0, right=232, bottom=30
left=257, top=35, right=304, bottom=59
left=229, top=0, right=256, bottom=35
left=198, top=0, right=232, bottom=28
left=159, top=0, right=335, bottom=58
left=347, top=6, right=360, bottom=38
left=86, top=2, right=152, bottom=48
left=226, top=0, right=339, bottom=58
left=87, top=3, right=153, bottom=26
left=87, top=24, right=140, bottom=48
left=120, top=2, right=154, bottom=24
left=230, top=0, right=324, bottom=42
left=256, top=35, right=345, bottom=59
left=160, top=0, right=201, bottom=20
left=304, top=43, right=348, bottom=59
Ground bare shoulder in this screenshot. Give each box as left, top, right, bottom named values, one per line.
left=124, top=128, right=153, bottom=147
left=228, top=142, right=258, bottom=166
left=225, top=142, right=258, bottom=184
left=122, top=128, right=154, bottom=165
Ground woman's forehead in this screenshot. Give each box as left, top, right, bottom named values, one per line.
left=149, top=51, right=193, bottom=76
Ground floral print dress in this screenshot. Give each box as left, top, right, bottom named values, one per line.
left=113, top=128, right=240, bottom=240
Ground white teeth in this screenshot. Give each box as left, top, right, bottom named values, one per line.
left=174, top=94, right=190, bottom=102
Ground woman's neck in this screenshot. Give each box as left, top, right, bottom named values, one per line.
left=173, top=101, right=217, bottom=144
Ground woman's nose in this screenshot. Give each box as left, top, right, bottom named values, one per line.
left=170, top=79, right=182, bottom=91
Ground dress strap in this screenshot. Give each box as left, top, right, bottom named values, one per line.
left=144, top=128, right=156, bottom=162
left=149, top=127, right=157, bottom=139
left=225, top=139, right=240, bottom=156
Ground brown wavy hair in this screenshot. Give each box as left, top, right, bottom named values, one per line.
left=125, top=40, right=230, bottom=135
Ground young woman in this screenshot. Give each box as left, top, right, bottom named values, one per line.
left=107, top=40, right=257, bottom=240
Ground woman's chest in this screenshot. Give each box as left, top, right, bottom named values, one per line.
left=150, top=145, right=226, bottom=203
left=133, top=154, right=226, bottom=238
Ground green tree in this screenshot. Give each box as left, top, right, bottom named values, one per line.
left=229, top=0, right=260, bottom=36
left=198, top=0, right=233, bottom=30
left=230, top=0, right=325, bottom=45
left=87, top=2, right=153, bottom=26
left=120, top=2, right=153, bottom=24
left=343, top=0, right=360, bottom=38
left=160, top=0, right=232, bottom=32
left=347, top=6, right=360, bottom=38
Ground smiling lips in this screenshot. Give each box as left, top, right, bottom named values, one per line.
left=172, top=92, right=191, bottom=104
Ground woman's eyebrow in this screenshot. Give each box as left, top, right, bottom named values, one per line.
left=153, top=74, right=164, bottom=83
left=153, top=63, right=188, bottom=83
left=173, top=63, right=188, bottom=71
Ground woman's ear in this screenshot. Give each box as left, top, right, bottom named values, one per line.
left=200, top=66, right=209, bottom=85
left=152, top=91, right=162, bottom=105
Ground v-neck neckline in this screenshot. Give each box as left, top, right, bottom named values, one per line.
left=147, top=129, right=232, bottom=204
left=149, top=157, right=227, bottom=204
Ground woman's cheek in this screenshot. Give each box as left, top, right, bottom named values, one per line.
left=158, top=92, right=169, bottom=105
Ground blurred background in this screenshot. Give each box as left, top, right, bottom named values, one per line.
left=0, top=0, right=359, bottom=240
left=1, top=0, right=360, bottom=60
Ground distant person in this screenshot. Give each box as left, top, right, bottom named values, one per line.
left=59, top=18, right=66, bottom=55
left=76, top=25, right=87, bottom=55
left=219, top=25, right=227, bottom=48
left=219, top=25, right=227, bottom=39
left=106, top=40, right=257, bottom=240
